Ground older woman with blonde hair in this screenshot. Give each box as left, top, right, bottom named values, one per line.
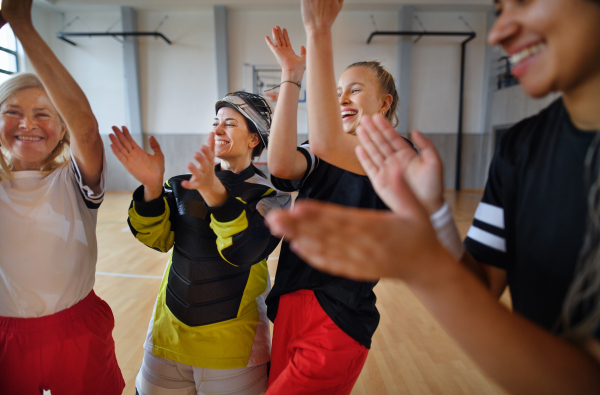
left=0, top=1, right=124, bottom=394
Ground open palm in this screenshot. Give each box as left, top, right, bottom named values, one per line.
left=265, top=26, right=306, bottom=73
left=356, top=115, right=444, bottom=215
left=181, top=132, right=219, bottom=192
left=109, top=126, right=165, bottom=188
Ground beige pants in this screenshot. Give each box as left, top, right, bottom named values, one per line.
left=136, top=350, right=268, bottom=395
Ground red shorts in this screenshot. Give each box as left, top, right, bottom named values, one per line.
left=0, top=290, right=125, bottom=395
left=266, top=290, right=368, bottom=395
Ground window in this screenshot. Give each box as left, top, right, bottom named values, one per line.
left=0, top=24, right=18, bottom=84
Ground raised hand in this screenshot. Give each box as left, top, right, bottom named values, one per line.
left=266, top=175, right=447, bottom=281
left=265, top=26, right=306, bottom=75
left=181, top=132, right=227, bottom=207
left=301, top=0, right=344, bottom=33
left=356, top=114, right=445, bottom=215
left=109, top=126, right=165, bottom=200
left=0, top=10, right=7, bottom=30
left=0, top=0, right=33, bottom=26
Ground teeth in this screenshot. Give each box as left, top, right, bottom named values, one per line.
left=215, top=140, right=229, bottom=145
left=509, top=43, right=545, bottom=67
left=17, top=136, right=42, bottom=141
left=341, top=110, right=358, bottom=118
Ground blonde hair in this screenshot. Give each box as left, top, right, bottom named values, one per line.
left=0, top=73, right=70, bottom=181
left=345, top=61, right=400, bottom=128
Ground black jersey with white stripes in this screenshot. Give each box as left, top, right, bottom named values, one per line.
left=464, top=98, right=597, bottom=334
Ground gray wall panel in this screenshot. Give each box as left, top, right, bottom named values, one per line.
left=102, top=134, right=144, bottom=191
left=425, top=133, right=490, bottom=191
left=104, top=132, right=494, bottom=191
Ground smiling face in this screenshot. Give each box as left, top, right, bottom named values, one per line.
left=489, top=0, right=600, bottom=98
left=0, top=88, right=66, bottom=171
left=338, top=66, right=392, bottom=134
left=212, top=106, right=259, bottom=163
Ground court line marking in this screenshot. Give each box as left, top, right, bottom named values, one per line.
left=96, top=271, right=162, bottom=279
left=97, top=257, right=279, bottom=281
left=97, top=271, right=277, bottom=282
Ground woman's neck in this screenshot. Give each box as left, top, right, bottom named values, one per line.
left=220, top=155, right=252, bottom=174
left=562, top=71, right=600, bottom=131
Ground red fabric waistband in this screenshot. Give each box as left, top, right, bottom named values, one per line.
left=0, top=290, right=100, bottom=333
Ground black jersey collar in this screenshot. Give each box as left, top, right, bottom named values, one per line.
left=214, top=163, right=256, bottom=184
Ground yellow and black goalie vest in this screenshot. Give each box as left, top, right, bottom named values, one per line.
left=127, top=164, right=290, bottom=368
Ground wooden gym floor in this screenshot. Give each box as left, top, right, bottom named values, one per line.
left=95, top=191, right=510, bottom=395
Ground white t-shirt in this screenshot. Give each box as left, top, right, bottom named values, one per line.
left=0, top=154, right=106, bottom=318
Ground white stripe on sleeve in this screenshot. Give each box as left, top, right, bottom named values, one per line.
left=466, top=226, right=507, bottom=252
left=474, top=202, right=505, bottom=229
left=299, top=143, right=317, bottom=176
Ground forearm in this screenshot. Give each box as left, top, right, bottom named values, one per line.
left=305, top=29, right=343, bottom=154
left=143, top=182, right=164, bottom=202
left=408, top=253, right=600, bottom=394
left=129, top=186, right=174, bottom=252
left=12, top=24, right=98, bottom=140
left=197, top=178, right=227, bottom=207
left=268, top=69, right=305, bottom=178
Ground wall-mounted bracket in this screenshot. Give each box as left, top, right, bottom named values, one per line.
left=367, top=30, right=476, bottom=191
left=57, top=31, right=172, bottom=46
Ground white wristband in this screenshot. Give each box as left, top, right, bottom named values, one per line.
left=429, top=202, right=465, bottom=260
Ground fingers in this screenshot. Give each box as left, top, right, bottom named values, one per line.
left=265, top=209, right=298, bottom=238
left=109, top=128, right=128, bottom=156
left=411, top=130, right=443, bottom=169
left=411, top=130, right=435, bottom=153
left=272, top=26, right=282, bottom=47
left=193, top=150, right=211, bottom=170
left=282, top=28, right=292, bottom=47
left=267, top=200, right=341, bottom=239
left=356, top=120, right=386, bottom=168
left=206, top=131, right=215, bottom=150
left=371, top=114, right=411, bottom=152
left=300, top=45, right=307, bottom=57
left=148, top=136, right=163, bottom=156
left=355, top=138, right=379, bottom=181
left=265, top=35, right=275, bottom=51
left=266, top=200, right=381, bottom=281
left=205, top=132, right=216, bottom=163
left=109, top=143, right=127, bottom=164
left=111, top=125, right=135, bottom=153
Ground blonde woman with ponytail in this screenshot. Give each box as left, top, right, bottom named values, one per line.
left=262, top=1, right=411, bottom=392
left=0, top=1, right=124, bottom=394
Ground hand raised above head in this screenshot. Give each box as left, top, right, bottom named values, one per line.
left=1, top=0, right=33, bottom=27
left=265, top=26, right=306, bottom=75
left=301, top=0, right=344, bottom=33
left=356, top=114, right=445, bottom=216
left=109, top=126, right=165, bottom=198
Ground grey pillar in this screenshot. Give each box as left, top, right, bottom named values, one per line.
left=214, top=5, right=229, bottom=100
left=396, top=5, right=414, bottom=136
left=121, top=6, right=143, bottom=138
